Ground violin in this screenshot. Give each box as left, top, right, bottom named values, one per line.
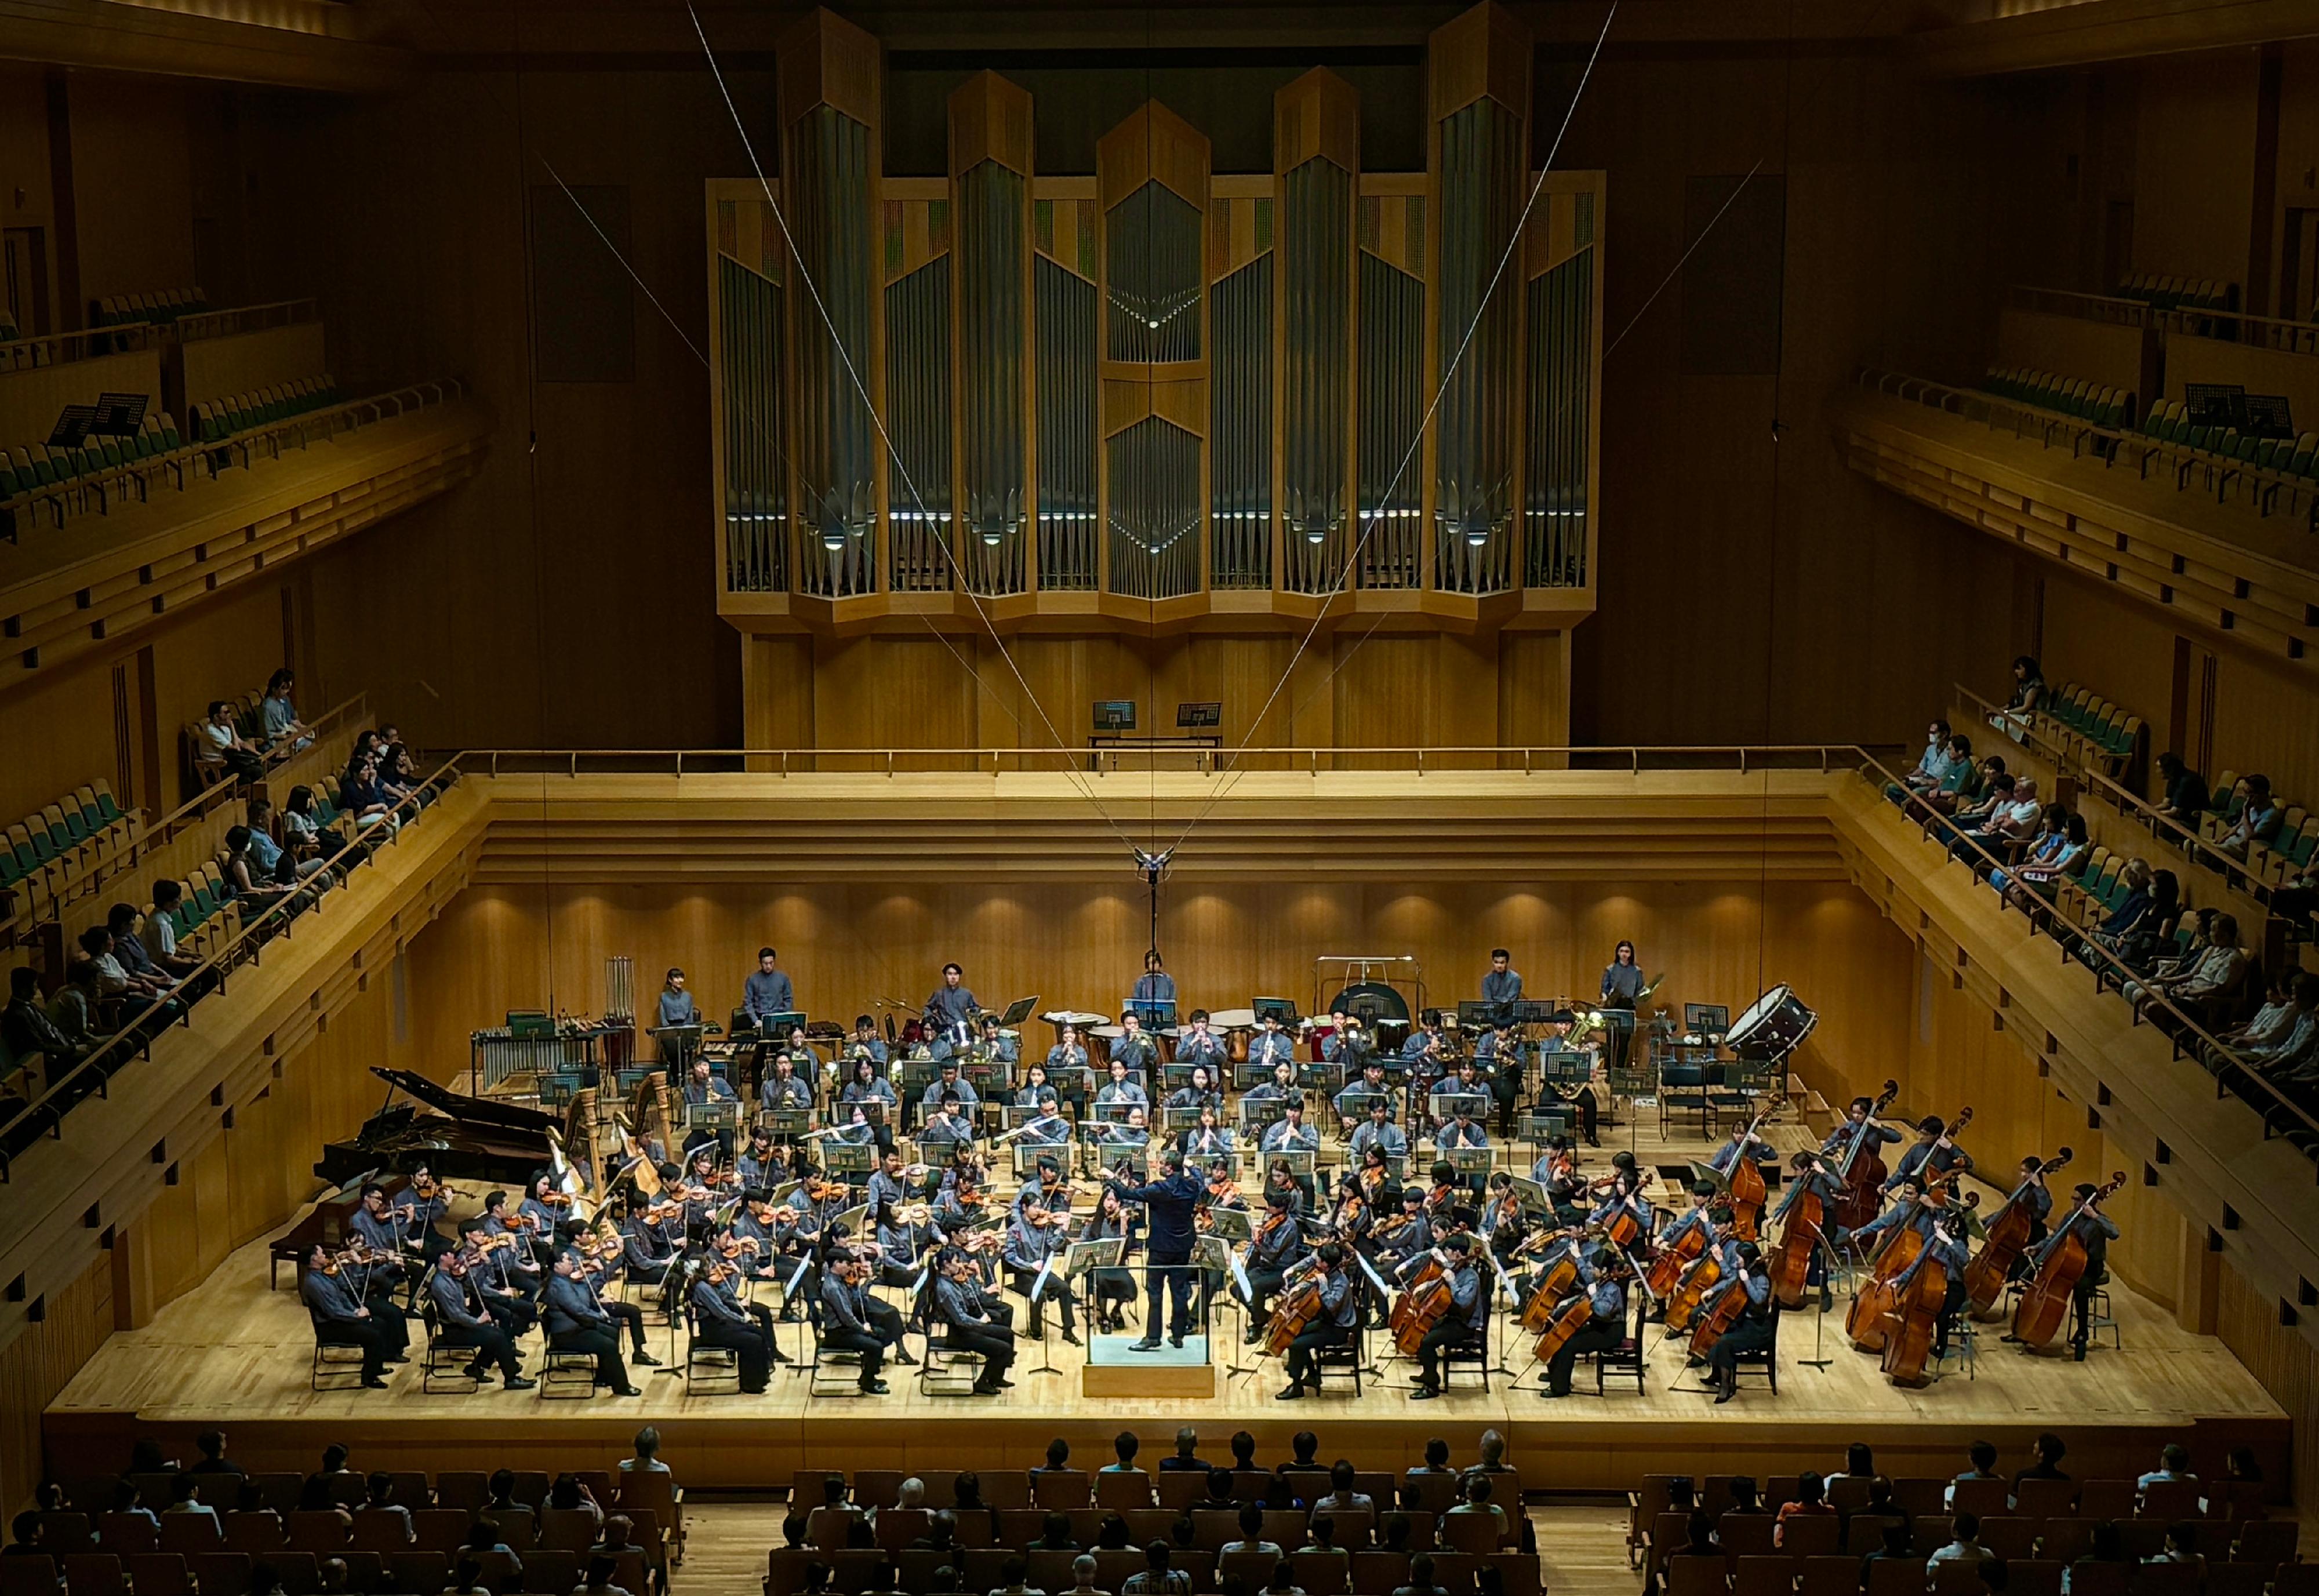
left=1963, top=1148, right=2073, bottom=1314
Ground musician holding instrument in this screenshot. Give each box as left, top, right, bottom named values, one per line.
left=394, top=1166, right=456, bottom=1262
left=1260, top=1100, right=1320, bottom=1155
left=1322, top=1012, right=1376, bottom=1074
left=1408, top=1234, right=1488, bottom=1400
left=1170, top=1061, right=1225, bottom=1115
left=1400, top=1015, right=1445, bottom=1074
left=300, top=1243, right=402, bottom=1388
left=1474, top=1021, right=1525, bottom=1138
left=737, top=1126, right=790, bottom=1191
left=2013, top=1181, right=2119, bottom=1361
left=1699, top=1244, right=1774, bottom=1404
left=1018, top=1093, right=1073, bottom=1146
left=1241, top=1190, right=1312, bottom=1342
left=1245, top=1060, right=1298, bottom=1104
left=759, top=1054, right=813, bottom=1114
left=544, top=1251, right=643, bottom=1397
left=620, top=1201, right=685, bottom=1322
left=1182, top=1106, right=1235, bottom=1161
left=1277, top=1243, right=1359, bottom=1399
left=1004, top=1199, right=1081, bottom=1343
left=1177, top=1014, right=1230, bottom=1077
left=1133, top=949, right=1176, bottom=1009
left=848, top=1015, right=889, bottom=1066
left=1349, top=1097, right=1406, bottom=1161
left=1710, top=1122, right=1772, bottom=1179
left=1539, top=1246, right=1626, bottom=1398
left=689, top=1257, right=774, bottom=1393
left=919, top=1093, right=979, bottom=1153
left=1432, top=1104, right=1489, bottom=1154
left=1098, top=1059, right=1150, bottom=1111
left=1885, top=1115, right=1973, bottom=1193
left=925, top=963, right=980, bottom=1045
left=820, top=1252, right=895, bottom=1393
left=1084, top=1186, right=1140, bottom=1331
left=428, top=1248, right=534, bottom=1390
left=874, top=1199, right=938, bottom=1287
left=1044, top=1026, right=1091, bottom=1082
left=1113, top=1012, right=1161, bottom=1081
left=348, top=1186, right=420, bottom=1297
left=1885, top=1208, right=1972, bottom=1364
left=933, top=1246, right=1018, bottom=1395
left=1249, top=1013, right=1297, bottom=1076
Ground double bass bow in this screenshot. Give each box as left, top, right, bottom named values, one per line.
left=1962, top=1147, right=2073, bottom=1314
left=2010, top=1172, right=2125, bottom=1350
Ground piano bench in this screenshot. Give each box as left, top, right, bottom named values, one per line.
left=539, top=1350, right=599, bottom=1400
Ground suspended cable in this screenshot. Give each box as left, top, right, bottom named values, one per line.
left=1162, top=0, right=1618, bottom=853
left=687, top=5, right=1144, bottom=856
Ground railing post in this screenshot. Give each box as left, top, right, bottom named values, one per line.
left=675, top=751, right=685, bottom=780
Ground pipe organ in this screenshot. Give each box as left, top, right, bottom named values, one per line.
left=710, top=0, right=1600, bottom=644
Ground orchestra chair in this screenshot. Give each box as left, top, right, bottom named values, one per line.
left=305, top=1308, right=370, bottom=1391
left=1592, top=1295, right=1649, bottom=1395
left=419, top=1310, right=482, bottom=1395
left=682, top=1302, right=743, bottom=1395
left=1311, top=1322, right=1366, bottom=1395
left=1928, top=1317, right=1978, bottom=1381
left=1732, top=1555, right=1794, bottom=1596
left=1658, top=1064, right=1714, bottom=1138
left=1435, top=1318, right=1492, bottom=1393
left=2010, top=1563, right=2064, bottom=1596
left=804, top=1290, right=874, bottom=1398
left=1723, top=1305, right=1782, bottom=1395
left=537, top=1347, right=599, bottom=1399
left=1441, top=1514, right=1502, bottom=1558
left=910, top=1279, right=987, bottom=1398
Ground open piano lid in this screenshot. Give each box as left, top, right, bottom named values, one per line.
left=369, top=1066, right=559, bottom=1132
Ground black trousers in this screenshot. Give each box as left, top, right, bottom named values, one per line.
left=865, top=1297, right=906, bottom=1346
left=943, top=1319, right=1016, bottom=1380
left=551, top=1326, right=630, bottom=1390
left=822, top=1325, right=887, bottom=1385
left=1245, top=1266, right=1287, bottom=1323
left=1416, top=1319, right=1475, bottom=1386
left=1704, top=1316, right=1770, bottom=1378
left=1546, top=1319, right=1623, bottom=1393
left=481, top=1292, right=537, bottom=1338
left=1285, top=1322, right=1347, bottom=1384
left=2071, top=1270, right=2107, bottom=1350
left=439, top=1320, right=522, bottom=1380
left=1009, top=1267, right=1077, bottom=1335
left=1146, top=1251, right=1195, bottom=1341
left=321, top=1321, right=391, bottom=1381
left=362, top=1296, right=412, bottom=1357
left=693, top=1317, right=772, bottom=1391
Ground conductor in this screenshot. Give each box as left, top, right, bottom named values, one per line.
left=1109, top=1147, right=1202, bottom=1351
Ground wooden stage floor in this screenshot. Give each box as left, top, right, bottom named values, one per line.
left=49, top=1215, right=2288, bottom=1494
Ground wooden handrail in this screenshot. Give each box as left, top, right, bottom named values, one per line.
left=459, top=743, right=1875, bottom=777
left=2, top=378, right=467, bottom=541
left=0, top=323, right=161, bottom=369
left=173, top=299, right=321, bottom=343
left=2007, top=282, right=2319, bottom=354
left=0, top=754, right=459, bottom=1168
left=1851, top=743, right=2319, bottom=1154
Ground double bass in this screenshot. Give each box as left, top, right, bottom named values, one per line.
left=1724, top=1108, right=1781, bottom=1241
left=2011, top=1172, right=2125, bottom=1349
left=1880, top=1221, right=1968, bottom=1388
left=1769, top=1160, right=1826, bottom=1311
left=1832, top=1079, right=1902, bottom=1231
left=1961, top=1148, right=2073, bottom=1314
left=1844, top=1107, right=1973, bottom=1353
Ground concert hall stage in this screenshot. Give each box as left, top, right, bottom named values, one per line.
left=46, top=1226, right=2289, bottom=1493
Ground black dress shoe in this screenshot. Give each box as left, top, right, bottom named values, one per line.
left=1276, top=1384, right=1306, bottom=1401
left=504, top=1376, right=537, bottom=1390
left=615, top=1384, right=645, bottom=1397
left=1169, top=1336, right=1186, bottom=1348
left=1540, top=1387, right=1571, bottom=1399
left=1411, top=1386, right=1440, bottom=1401
left=768, top=1346, right=794, bottom=1363
left=1062, top=1332, right=1082, bottom=1347
left=1129, top=1337, right=1161, bottom=1351
left=971, top=1380, right=1004, bottom=1396
left=361, top=1377, right=390, bottom=1389
left=862, top=1380, right=891, bottom=1394
left=631, top=1351, right=661, bottom=1367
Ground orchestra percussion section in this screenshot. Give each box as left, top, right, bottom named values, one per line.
left=8, top=0, right=2319, bottom=1583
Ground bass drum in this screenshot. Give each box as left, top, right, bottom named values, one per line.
left=1724, top=984, right=1818, bottom=1060
left=1326, top=981, right=1412, bottom=1052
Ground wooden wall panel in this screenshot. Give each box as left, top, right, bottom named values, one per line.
left=147, top=580, right=289, bottom=784
left=398, top=876, right=1911, bottom=1100
left=1991, top=307, right=2153, bottom=401
left=0, top=1252, right=111, bottom=1517
left=2207, top=642, right=2319, bottom=813
left=179, top=321, right=328, bottom=409
left=66, top=76, right=197, bottom=306
left=2215, top=1260, right=2319, bottom=1514
left=2037, top=570, right=2181, bottom=768
left=0, top=645, right=127, bottom=828
left=2129, top=52, right=2261, bottom=289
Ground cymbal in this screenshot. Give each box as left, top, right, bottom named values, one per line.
left=1208, top=1008, right=1259, bottom=1028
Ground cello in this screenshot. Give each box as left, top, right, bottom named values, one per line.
left=2011, top=1172, right=2125, bottom=1349
left=1663, top=1244, right=1726, bottom=1333
left=1261, top=1257, right=1329, bottom=1358
left=1878, top=1215, right=1967, bottom=1389
left=1390, top=1251, right=1457, bottom=1357
left=1514, top=1231, right=1591, bottom=1334
left=1832, top=1079, right=1902, bottom=1232
left=1686, top=1269, right=1753, bottom=1361
left=1642, top=1219, right=1711, bottom=1302
left=1961, top=1148, right=2073, bottom=1314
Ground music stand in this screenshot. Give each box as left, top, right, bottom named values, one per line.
left=1510, top=1175, right=1552, bottom=1213
left=1446, top=1147, right=1493, bottom=1186
left=1238, top=1098, right=1289, bottom=1137
left=1253, top=997, right=1298, bottom=1024
left=1430, top=1089, right=1489, bottom=1120
left=1519, top=1108, right=1573, bottom=1145
left=1161, top=1106, right=1203, bottom=1135
left=758, top=1108, right=813, bottom=1141
left=1205, top=1206, right=1254, bottom=1244
left=824, top=1141, right=873, bottom=1180
left=1122, top=995, right=1177, bottom=1030
left=1351, top=1249, right=1396, bottom=1376
left=650, top=1023, right=707, bottom=1072
left=1024, top=1255, right=1063, bottom=1375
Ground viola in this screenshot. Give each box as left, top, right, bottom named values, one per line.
left=1963, top=1148, right=2073, bottom=1313
left=2011, top=1172, right=2125, bottom=1349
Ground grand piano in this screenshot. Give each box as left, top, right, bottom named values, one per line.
left=314, top=1066, right=559, bottom=1191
